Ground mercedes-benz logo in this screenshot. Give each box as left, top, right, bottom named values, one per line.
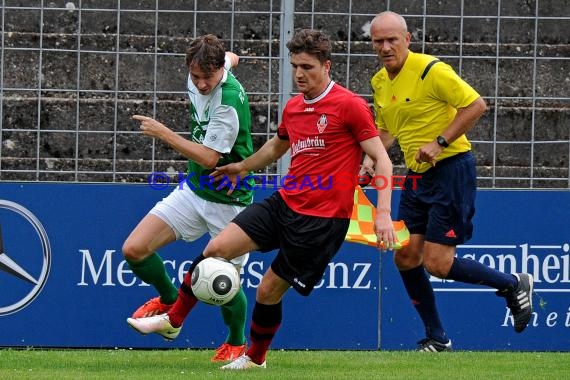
left=0, top=200, right=51, bottom=316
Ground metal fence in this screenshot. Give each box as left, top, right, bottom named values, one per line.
left=0, top=0, right=569, bottom=188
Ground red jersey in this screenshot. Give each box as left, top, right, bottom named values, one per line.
left=277, top=81, right=379, bottom=218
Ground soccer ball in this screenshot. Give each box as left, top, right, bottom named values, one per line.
left=191, top=257, right=240, bottom=305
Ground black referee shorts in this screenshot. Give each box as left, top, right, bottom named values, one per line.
left=232, top=191, right=350, bottom=296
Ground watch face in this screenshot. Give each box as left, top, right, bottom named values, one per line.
left=437, top=136, right=448, bottom=147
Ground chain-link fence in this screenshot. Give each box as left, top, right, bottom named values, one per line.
left=1, top=0, right=569, bottom=188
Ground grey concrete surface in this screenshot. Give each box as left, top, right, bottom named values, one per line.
left=0, top=1, right=568, bottom=187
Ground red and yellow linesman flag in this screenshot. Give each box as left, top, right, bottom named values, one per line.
left=345, top=186, right=410, bottom=249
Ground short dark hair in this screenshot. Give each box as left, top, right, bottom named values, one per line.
left=286, top=29, right=332, bottom=64
left=185, top=34, right=226, bottom=73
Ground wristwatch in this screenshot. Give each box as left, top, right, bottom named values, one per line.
left=436, top=135, right=449, bottom=148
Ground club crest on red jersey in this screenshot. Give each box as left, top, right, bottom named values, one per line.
left=317, top=114, right=328, bottom=133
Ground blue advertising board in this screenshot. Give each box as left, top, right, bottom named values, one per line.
left=0, top=183, right=568, bottom=351
left=0, top=183, right=380, bottom=350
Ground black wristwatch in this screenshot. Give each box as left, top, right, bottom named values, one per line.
left=436, top=135, right=449, bottom=148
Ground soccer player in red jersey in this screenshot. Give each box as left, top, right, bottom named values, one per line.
left=128, top=28, right=396, bottom=370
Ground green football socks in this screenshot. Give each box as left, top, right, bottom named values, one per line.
left=126, top=252, right=178, bottom=304
left=220, top=287, right=248, bottom=345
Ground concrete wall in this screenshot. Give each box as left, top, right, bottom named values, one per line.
left=0, top=1, right=568, bottom=187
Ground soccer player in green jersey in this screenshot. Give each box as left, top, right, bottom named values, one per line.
left=123, top=34, right=253, bottom=362
left=363, top=11, right=534, bottom=351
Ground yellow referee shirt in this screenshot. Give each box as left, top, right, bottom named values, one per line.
left=371, top=51, right=480, bottom=173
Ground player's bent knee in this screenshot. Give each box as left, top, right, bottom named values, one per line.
left=203, top=239, right=232, bottom=261
left=393, top=250, right=423, bottom=270
left=423, top=261, right=448, bottom=279
left=122, top=240, right=147, bottom=261
left=255, top=284, right=280, bottom=304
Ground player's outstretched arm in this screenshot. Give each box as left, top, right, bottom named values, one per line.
left=360, top=136, right=395, bottom=250
left=133, top=114, right=220, bottom=168
left=360, top=129, right=395, bottom=177
left=212, top=135, right=289, bottom=194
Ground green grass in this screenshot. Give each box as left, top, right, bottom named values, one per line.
left=1, top=348, right=569, bottom=380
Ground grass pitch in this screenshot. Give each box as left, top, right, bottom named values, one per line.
left=0, top=348, right=568, bottom=379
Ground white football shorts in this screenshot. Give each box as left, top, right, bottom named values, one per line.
left=149, top=181, right=249, bottom=267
